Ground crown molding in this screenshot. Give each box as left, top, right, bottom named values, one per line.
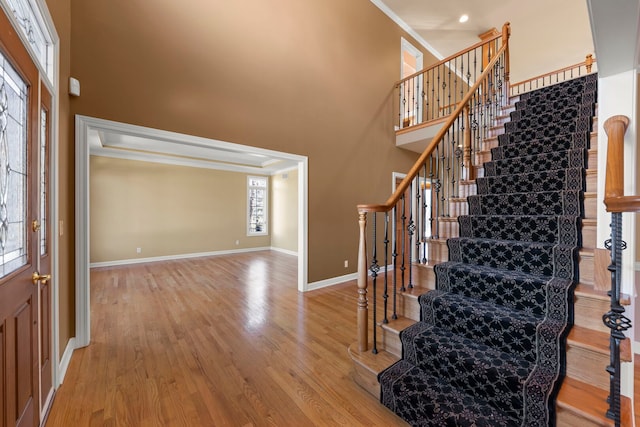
left=369, top=0, right=443, bottom=60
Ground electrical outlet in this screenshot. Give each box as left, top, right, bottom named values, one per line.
left=136, top=247, right=142, bottom=254
left=235, top=240, right=240, bottom=245
left=344, top=260, right=348, bottom=268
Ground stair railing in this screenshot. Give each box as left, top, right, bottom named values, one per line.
left=510, top=54, right=596, bottom=96
left=396, top=24, right=510, bottom=130
left=356, top=23, right=510, bottom=353
left=602, top=115, right=636, bottom=427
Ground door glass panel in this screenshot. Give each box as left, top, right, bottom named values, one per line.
left=0, top=51, right=28, bottom=278
left=40, top=108, right=46, bottom=255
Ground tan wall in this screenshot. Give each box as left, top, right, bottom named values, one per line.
left=68, top=0, right=436, bottom=282
left=90, top=156, right=270, bottom=262
left=271, top=169, right=298, bottom=252
left=45, top=0, right=74, bottom=357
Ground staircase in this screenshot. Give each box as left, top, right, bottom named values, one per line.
left=350, top=73, right=633, bottom=426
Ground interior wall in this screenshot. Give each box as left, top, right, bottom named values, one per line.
left=68, top=0, right=437, bottom=283
left=45, top=0, right=74, bottom=359
left=90, top=156, right=270, bottom=262
left=271, top=168, right=298, bottom=253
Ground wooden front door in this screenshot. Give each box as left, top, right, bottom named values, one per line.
left=0, top=6, right=48, bottom=427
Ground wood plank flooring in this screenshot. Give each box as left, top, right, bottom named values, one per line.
left=45, top=251, right=407, bottom=426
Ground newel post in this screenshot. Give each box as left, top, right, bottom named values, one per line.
left=357, top=211, right=369, bottom=352
left=586, top=54, right=594, bottom=73
left=502, top=22, right=511, bottom=94
left=603, top=116, right=629, bottom=203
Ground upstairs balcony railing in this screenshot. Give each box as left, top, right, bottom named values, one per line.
left=357, top=23, right=511, bottom=354
left=396, top=25, right=509, bottom=131
left=509, top=54, right=597, bottom=96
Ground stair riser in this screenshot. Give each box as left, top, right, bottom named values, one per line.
left=585, top=195, right=596, bottom=219
left=450, top=200, right=468, bottom=217
left=566, top=348, right=610, bottom=391
left=574, top=295, right=610, bottom=333
left=459, top=183, right=476, bottom=198
left=352, top=362, right=381, bottom=397
left=426, top=240, right=448, bottom=263
left=380, top=327, right=403, bottom=358
left=588, top=148, right=597, bottom=169
left=582, top=223, right=596, bottom=250
left=586, top=171, right=597, bottom=192
left=579, top=252, right=595, bottom=285
left=438, top=220, right=459, bottom=240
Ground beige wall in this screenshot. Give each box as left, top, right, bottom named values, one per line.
left=271, top=169, right=298, bottom=253
left=90, top=156, right=271, bottom=262
left=68, top=0, right=435, bottom=283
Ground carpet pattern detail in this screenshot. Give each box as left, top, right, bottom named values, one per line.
left=379, top=74, right=596, bottom=426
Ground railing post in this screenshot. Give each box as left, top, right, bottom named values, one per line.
left=604, top=116, right=629, bottom=202
left=502, top=22, right=510, bottom=92
left=602, top=115, right=632, bottom=426
left=586, top=54, right=594, bottom=73
left=357, top=210, right=369, bottom=352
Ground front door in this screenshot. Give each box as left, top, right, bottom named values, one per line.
left=0, top=6, right=49, bottom=427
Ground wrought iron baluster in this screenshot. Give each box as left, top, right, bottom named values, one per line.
left=382, top=212, right=389, bottom=325
left=400, top=193, right=406, bottom=292
left=370, top=212, right=379, bottom=354
left=422, top=162, right=428, bottom=264
left=603, top=212, right=631, bottom=426
left=391, top=205, right=398, bottom=320
left=407, top=180, right=414, bottom=289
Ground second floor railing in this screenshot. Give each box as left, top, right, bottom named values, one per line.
left=509, top=54, right=596, bottom=96
left=396, top=24, right=510, bottom=130
left=356, top=23, right=510, bottom=353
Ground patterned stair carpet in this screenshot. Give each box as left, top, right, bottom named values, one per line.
left=378, top=74, right=597, bottom=426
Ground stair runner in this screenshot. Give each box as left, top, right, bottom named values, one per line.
left=378, top=74, right=597, bottom=426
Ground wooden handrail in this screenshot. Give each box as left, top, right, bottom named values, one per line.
left=358, top=39, right=509, bottom=214
left=511, top=54, right=596, bottom=92
left=395, top=23, right=506, bottom=87
left=603, top=115, right=640, bottom=213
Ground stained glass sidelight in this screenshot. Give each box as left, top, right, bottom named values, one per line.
left=40, top=108, right=47, bottom=255
left=0, top=51, right=28, bottom=278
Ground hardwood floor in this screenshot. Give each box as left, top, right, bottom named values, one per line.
left=45, top=251, right=407, bottom=426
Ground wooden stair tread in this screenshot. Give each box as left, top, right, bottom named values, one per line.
left=582, top=218, right=597, bottom=225
left=575, top=283, right=631, bottom=306
left=567, top=326, right=632, bottom=362
left=557, top=377, right=632, bottom=426
left=379, top=316, right=415, bottom=333
left=348, top=343, right=398, bottom=375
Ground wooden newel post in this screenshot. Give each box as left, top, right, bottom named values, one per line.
left=603, top=115, right=629, bottom=207
left=357, top=211, right=369, bottom=352
left=586, top=54, right=594, bottom=73
left=502, top=22, right=511, bottom=90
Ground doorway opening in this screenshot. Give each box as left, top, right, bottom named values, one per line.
left=75, top=115, right=309, bottom=347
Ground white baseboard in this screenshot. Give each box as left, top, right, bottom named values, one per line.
left=307, top=272, right=358, bottom=291
left=58, top=337, right=76, bottom=384
left=90, top=247, right=272, bottom=268
left=270, top=247, right=298, bottom=257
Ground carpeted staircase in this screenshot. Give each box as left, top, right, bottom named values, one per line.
left=378, top=74, right=597, bottom=426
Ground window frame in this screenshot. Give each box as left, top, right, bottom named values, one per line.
left=247, top=175, right=268, bottom=236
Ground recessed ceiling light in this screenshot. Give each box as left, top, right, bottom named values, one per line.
left=459, top=14, right=469, bottom=23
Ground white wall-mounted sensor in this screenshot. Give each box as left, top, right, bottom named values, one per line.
left=69, top=77, right=81, bottom=96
